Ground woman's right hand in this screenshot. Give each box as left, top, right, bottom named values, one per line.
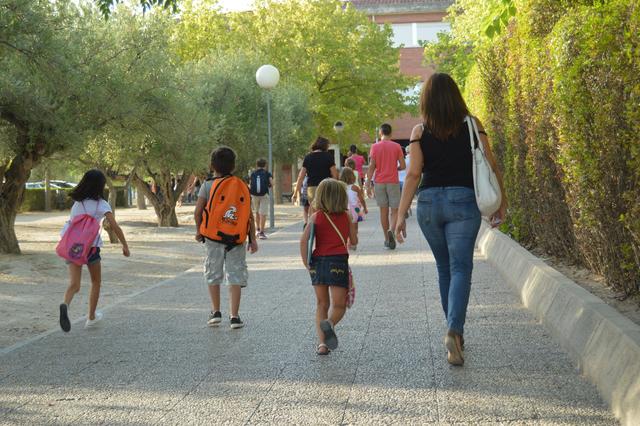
left=395, top=217, right=407, bottom=243
left=490, top=204, right=506, bottom=228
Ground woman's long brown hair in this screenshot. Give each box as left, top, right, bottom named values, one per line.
left=419, top=73, right=469, bottom=140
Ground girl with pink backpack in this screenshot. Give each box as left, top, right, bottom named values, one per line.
left=57, top=170, right=130, bottom=332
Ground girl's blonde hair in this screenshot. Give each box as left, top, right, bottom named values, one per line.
left=339, top=167, right=356, bottom=185
left=313, top=178, right=348, bottom=214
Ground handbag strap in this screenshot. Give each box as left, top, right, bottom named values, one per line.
left=323, top=212, right=348, bottom=251
left=466, top=116, right=486, bottom=154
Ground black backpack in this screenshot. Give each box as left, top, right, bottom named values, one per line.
left=250, top=169, right=270, bottom=196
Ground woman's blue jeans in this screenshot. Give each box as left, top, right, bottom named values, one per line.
left=416, top=187, right=481, bottom=336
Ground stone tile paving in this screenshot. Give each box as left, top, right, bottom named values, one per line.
left=0, top=208, right=617, bottom=424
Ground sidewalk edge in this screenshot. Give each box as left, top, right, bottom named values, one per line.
left=477, top=224, right=640, bottom=425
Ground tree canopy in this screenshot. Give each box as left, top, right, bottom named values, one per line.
left=1, top=0, right=412, bottom=253
left=94, top=0, right=179, bottom=17
left=175, top=0, right=413, bottom=145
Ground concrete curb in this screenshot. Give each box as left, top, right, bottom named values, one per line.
left=477, top=224, right=640, bottom=425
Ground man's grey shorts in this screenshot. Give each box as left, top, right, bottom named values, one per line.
left=251, top=194, right=269, bottom=215
left=374, top=183, right=401, bottom=208
left=204, top=240, right=248, bottom=287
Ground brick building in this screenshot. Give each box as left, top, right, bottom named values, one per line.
left=349, top=0, right=453, bottom=145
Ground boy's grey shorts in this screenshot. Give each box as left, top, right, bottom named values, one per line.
left=374, top=183, right=401, bottom=208
left=204, top=240, right=248, bottom=287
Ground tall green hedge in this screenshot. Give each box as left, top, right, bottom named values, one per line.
left=465, top=0, right=640, bottom=294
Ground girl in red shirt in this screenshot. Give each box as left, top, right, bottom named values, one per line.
left=300, top=179, right=358, bottom=355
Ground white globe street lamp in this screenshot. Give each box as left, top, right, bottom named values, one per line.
left=256, top=65, right=280, bottom=229
left=256, top=65, right=280, bottom=89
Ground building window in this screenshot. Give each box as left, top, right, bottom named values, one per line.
left=391, top=23, right=413, bottom=47
left=387, top=22, right=451, bottom=48
left=416, top=22, right=451, bottom=45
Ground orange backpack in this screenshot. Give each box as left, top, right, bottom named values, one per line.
left=200, top=176, right=252, bottom=248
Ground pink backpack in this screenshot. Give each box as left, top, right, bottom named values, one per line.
left=56, top=202, right=101, bottom=265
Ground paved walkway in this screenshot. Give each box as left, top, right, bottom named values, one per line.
left=0, top=208, right=616, bottom=424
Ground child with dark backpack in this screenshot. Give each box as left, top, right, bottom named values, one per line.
left=57, top=169, right=130, bottom=332
left=195, top=147, right=258, bottom=329
left=249, top=158, right=273, bottom=240
left=300, top=178, right=358, bottom=355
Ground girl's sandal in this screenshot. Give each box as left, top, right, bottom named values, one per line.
left=320, top=320, right=338, bottom=350
left=316, top=343, right=330, bottom=355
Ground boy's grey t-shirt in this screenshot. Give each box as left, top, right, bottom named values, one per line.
left=198, top=180, right=215, bottom=202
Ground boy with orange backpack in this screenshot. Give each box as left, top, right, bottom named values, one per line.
left=195, top=147, right=258, bottom=329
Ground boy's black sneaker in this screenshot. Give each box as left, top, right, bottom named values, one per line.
left=59, top=303, right=71, bottom=332
left=207, top=311, right=222, bottom=327
left=229, top=316, right=244, bottom=330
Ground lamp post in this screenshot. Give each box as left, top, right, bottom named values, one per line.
left=256, top=64, right=280, bottom=229
left=333, top=121, right=344, bottom=170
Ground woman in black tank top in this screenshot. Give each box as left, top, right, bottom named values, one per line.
left=394, top=73, right=507, bottom=367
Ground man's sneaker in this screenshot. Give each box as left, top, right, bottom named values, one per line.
left=85, top=311, right=103, bottom=329
left=258, top=231, right=267, bottom=240
left=230, top=316, right=244, bottom=329
left=59, top=303, right=71, bottom=332
left=384, top=240, right=390, bottom=249
left=387, top=230, right=396, bottom=250
left=207, top=311, right=222, bottom=327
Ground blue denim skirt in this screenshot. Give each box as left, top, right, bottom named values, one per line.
left=309, top=255, right=349, bottom=288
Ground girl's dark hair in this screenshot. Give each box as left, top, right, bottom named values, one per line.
left=420, top=73, right=469, bottom=140
left=211, top=146, right=236, bottom=175
left=70, top=169, right=107, bottom=201
left=310, top=136, right=330, bottom=152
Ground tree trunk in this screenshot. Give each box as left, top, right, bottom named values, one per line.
left=44, top=166, right=52, bottom=212
left=0, top=129, right=39, bottom=254
left=132, top=171, right=189, bottom=227
left=0, top=202, right=21, bottom=254
left=135, top=183, right=147, bottom=209
left=103, top=174, right=119, bottom=243
left=124, top=182, right=131, bottom=208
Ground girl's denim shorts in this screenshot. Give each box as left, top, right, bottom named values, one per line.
left=309, top=255, right=349, bottom=288
left=65, top=247, right=101, bottom=266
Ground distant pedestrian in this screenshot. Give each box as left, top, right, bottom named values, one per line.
left=395, top=73, right=507, bottom=366
left=58, top=169, right=130, bottom=333
left=294, top=136, right=338, bottom=215
left=293, top=176, right=311, bottom=228
left=195, top=147, right=258, bottom=330
left=345, top=158, right=361, bottom=187
left=300, top=178, right=358, bottom=355
left=345, top=145, right=365, bottom=186
left=249, top=158, right=273, bottom=240
left=365, top=123, right=406, bottom=250
left=398, top=144, right=413, bottom=218
left=340, top=167, right=367, bottom=244
left=193, top=178, right=201, bottom=202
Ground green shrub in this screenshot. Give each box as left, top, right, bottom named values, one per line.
left=456, top=0, right=639, bottom=294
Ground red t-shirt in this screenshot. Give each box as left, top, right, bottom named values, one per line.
left=347, top=153, right=365, bottom=175
left=312, top=212, right=350, bottom=257
left=369, top=139, right=404, bottom=184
